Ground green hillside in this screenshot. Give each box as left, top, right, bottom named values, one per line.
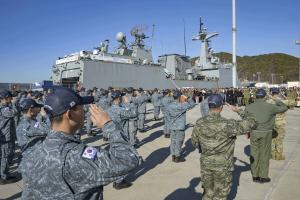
left=191, top=52, right=299, bottom=83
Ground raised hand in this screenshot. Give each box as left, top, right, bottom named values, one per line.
left=89, top=104, right=111, bottom=128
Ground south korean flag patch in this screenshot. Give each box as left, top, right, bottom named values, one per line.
left=82, top=147, right=97, bottom=160
left=34, top=122, right=40, bottom=128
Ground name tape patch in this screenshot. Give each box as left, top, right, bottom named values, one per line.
left=82, top=147, right=97, bottom=160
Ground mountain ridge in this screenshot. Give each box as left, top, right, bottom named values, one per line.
left=191, top=52, right=299, bottom=83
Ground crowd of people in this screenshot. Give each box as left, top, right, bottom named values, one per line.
left=0, top=85, right=299, bottom=199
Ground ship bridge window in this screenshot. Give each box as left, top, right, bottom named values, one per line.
left=62, top=77, right=79, bottom=90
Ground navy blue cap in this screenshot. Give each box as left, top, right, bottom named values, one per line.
left=32, top=91, right=43, bottom=98
left=206, top=90, right=213, bottom=97
left=19, top=98, right=43, bottom=111
left=271, top=88, right=280, bottom=94
left=0, top=90, right=12, bottom=99
left=100, top=89, right=108, bottom=96
left=121, top=88, right=128, bottom=94
left=108, top=86, right=113, bottom=91
left=163, top=89, right=170, bottom=95
left=173, top=90, right=182, bottom=99
left=111, top=90, right=122, bottom=100
left=208, top=94, right=224, bottom=108
left=44, top=87, right=94, bottom=117
left=256, top=89, right=267, bottom=98
left=127, top=87, right=134, bottom=93
left=138, top=88, right=144, bottom=92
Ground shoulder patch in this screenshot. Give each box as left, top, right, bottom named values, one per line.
left=82, top=146, right=97, bottom=160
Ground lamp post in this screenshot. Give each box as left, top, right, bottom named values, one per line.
left=252, top=73, right=256, bottom=82
left=296, top=40, right=300, bottom=82
left=257, top=72, right=261, bottom=82
left=280, top=75, right=284, bottom=85
left=271, top=73, right=275, bottom=84
left=232, top=0, right=237, bottom=88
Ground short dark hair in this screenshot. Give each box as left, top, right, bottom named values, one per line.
left=50, top=114, right=64, bottom=124
left=21, top=109, right=30, bottom=114
left=49, top=105, right=80, bottom=124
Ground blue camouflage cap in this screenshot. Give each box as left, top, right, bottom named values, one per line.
left=111, top=90, right=122, bottom=100
left=127, top=87, right=134, bottom=93
left=256, top=88, right=266, bottom=98
left=206, top=90, right=213, bottom=96
left=0, top=90, right=12, bottom=99
left=19, top=98, right=43, bottom=111
left=44, top=87, right=94, bottom=117
left=32, top=91, right=43, bottom=98
left=173, top=90, right=182, bottom=99
left=208, top=94, right=224, bottom=108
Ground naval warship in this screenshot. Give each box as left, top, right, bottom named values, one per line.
left=51, top=18, right=238, bottom=90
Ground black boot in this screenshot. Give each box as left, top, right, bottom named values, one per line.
left=252, top=177, right=260, bottom=183
left=260, top=177, right=271, bottom=183
left=139, top=128, right=147, bottom=133
left=172, top=155, right=176, bottom=162
left=173, top=156, right=186, bottom=163
left=113, top=180, right=132, bottom=190
left=0, top=175, right=18, bottom=185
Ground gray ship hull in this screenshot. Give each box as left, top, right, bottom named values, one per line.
left=52, top=60, right=235, bottom=89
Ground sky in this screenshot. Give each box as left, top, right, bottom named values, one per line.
left=0, top=0, right=299, bottom=83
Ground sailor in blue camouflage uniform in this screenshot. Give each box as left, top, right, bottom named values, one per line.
left=105, top=90, right=137, bottom=137
left=0, top=89, right=19, bottom=184
left=125, top=87, right=139, bottom=146
left=200, top=90, right=213, bottom=118
left=16, top=98, right=48, bottom=155
left=32, top=91, right=51, bottom=128
left=86, top=90, right=93, bottom=133
left=85, top=89, right=95, bottom=136
left=90, top=89, right=111, bottom=139
left=19, top=86, right=139, bottom=200
left=165, top=91, right=195, bottom=162
left=151, top=88, right=163, bottom=120
left=135, top=88, right=151, bottom=132
left=121, top=89, right=139, bottom=147
left=97, top=89, right=111, bottom=111
left=105, top=90, right=137, bottom=189
left=12, top=91, right=22, bottom=126
left=161, top=89, right=174, bottom=138
left=19, top=91, right=28, bottom=104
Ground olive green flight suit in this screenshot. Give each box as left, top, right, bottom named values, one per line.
left=245, top=99, right=288, bottom=178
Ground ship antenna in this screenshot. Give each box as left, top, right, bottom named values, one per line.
left=199, top=16, right=203, bottom=33
left=183, top=19, right=187, bottom=56
left=150, top=24, right=155, bottom=50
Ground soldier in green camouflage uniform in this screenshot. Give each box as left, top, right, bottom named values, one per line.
left=243, top=89, right=250, bottom=105
left=267, top=88, right=290, bottom=160
left=192, top=94, right=256, bottom=200
left=286, top=88, right=297, bottom=109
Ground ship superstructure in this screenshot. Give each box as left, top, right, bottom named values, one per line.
left=51, top=18, right=238, bottom=89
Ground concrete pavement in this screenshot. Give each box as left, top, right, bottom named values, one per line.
left=1, top=104, right=300, bottom=200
